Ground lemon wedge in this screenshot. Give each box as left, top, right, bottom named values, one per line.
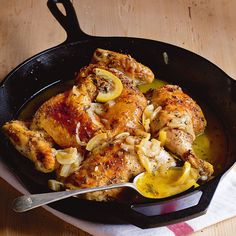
left=95, top=68, right=123, bottom=102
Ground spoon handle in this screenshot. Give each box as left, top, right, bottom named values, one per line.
left=12, top=182, right=134, bottom=212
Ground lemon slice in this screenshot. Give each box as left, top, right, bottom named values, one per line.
left=173, top=161, right=191, bottom=185
left=95, top=68, right=123, bottom=102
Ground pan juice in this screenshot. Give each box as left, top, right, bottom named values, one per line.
left=19, top=79, right=227, bottom=175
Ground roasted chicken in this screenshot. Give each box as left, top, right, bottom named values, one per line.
left=2, top=48, right=213, bottom=201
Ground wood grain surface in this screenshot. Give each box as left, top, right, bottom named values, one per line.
left=0, top=0, right=236, bottom=235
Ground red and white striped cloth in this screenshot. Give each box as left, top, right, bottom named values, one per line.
left=0, top=160, right=235, bottom=236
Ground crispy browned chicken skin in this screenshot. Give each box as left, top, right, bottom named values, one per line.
left=149, top=85, right=214, bottom=177
left=2, top=120, right=57, bottom=173
left=92, top=48, right=154, bottom=85
left=2, top=49, right=151, bottom=196
left=65, top=143, right=144, bottom=201
left=31, top=76, right=102, bottom=150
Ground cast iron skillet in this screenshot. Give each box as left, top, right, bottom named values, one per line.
left=0, top=0, right=236, bottom=229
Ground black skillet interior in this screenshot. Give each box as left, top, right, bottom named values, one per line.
left=0, top=0, right=236, bottom=228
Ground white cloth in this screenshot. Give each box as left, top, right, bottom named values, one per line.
left=0, top=159, right=235, bottom=236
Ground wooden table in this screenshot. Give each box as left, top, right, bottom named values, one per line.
left=0, top=0, right=236, bottom=235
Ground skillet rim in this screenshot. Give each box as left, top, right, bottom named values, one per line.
left=0, top=35, right=236, bottom=226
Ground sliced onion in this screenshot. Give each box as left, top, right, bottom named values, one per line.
left=106, top=100, right=116, bottom=107
left=142, top=105, right=161, bottom=132
left=142, top=105, right=154, bottom=131
left=56, top=147, right=78, bottom=165
left=114, top=132, right=130, bottom=140
left=58, top=152, right=83, bottom=178
left=143, top=119, right=151, bottom=132
left=59, top=164, right=72, bottom=177
left=120, top=143, right=134, bottom=152
left=86, top=133, right=108, bottom=151
left=72, top=86, right=81, bottom=96
left=90, top=103, right=106, bottom=115
left=134, top=129, right=150, bottom=139
left=48, top=179, right=64, bottom=191
left=75, top=122, right=87, bottom=146
left=136, top=135, right=175, bottom=174
left=158, top=129, right=167, bottom=146
left=125, top=136, right=136, bottom=145
left=86, top=108, right=102, bottom=127
left=151, top=106, right=162, bottom=121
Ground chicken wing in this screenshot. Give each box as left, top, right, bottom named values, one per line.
left=92, top=48, right=154, bottom=85
left=2, top=120, right=57, bottom=173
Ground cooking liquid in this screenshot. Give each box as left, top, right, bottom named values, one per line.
left=135, top=165, right=198, bottom=199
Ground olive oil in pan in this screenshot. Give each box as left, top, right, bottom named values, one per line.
left=19, top=79, right=227, bottom=175
left=193, top=110, right=227, bottom=175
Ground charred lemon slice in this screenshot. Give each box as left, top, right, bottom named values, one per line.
left=95, top=68, right=123, bottom=102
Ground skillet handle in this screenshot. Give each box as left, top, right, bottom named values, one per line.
left=47, top=0, right=91, bottom=44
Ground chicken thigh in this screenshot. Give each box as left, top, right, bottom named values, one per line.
left=149, top=85, right=214, bottom=178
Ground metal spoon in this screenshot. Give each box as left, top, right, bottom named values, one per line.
left=12, top=172, right=145, bottom=212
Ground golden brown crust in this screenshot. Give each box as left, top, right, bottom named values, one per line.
left=2, top=120, right=57, bottom=172
left=150, top=85, right=213, bottom=177
left=31, top=78, right=102, bottom=149
left=101, top=85, right=147, bottom=136
left=65, top=144, right=144, bottom=201
left=2, top=49, right=214, bottom=200
left=151, top=85, right=206, bottom=136
left=92, top=48, right=154, bottom=85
